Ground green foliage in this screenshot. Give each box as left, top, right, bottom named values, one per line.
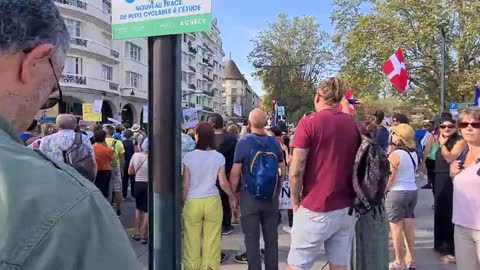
left=248, top=13, right=332, bottom=121
left=332, top=0, right=480, bottom=114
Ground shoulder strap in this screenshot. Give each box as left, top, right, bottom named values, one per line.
left=400, top=149, right=417, bottom=170
left=135, top=156, right=148, bottom=172
left=74, top=132, right=83, bottom=145
left=457, top=148, right=469, bottom=168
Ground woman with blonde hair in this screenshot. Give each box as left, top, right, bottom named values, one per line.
left=385, top=123, right=419, bottom=269
left=449, top=107, right=480, bottom=270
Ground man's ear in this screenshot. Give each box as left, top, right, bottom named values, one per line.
left=20, top=44, right=55, bottom=84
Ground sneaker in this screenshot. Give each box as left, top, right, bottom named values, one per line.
left=222, top=225, right=234, bottom=235
left=234, top=252, right=248, bottom=264
left=220, top=252, right=228, bottom=263
left=116, top=209, right=123, bottom=217
left=282, top=225, right=292, bottom=234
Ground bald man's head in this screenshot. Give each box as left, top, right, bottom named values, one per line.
left=248, top=108, right=268, bottom=129
left=56, top=114, right=77, bottom=130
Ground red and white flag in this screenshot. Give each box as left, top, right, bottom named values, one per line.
left=383, top=48, right=408, bottom=93
left=344, top=88, right=355, bottom=115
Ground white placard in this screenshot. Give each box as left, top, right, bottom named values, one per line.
left=183, top=108, right=198, bottom=129
left=92, top=99, right=103, bottom=113
left=279, top=180, right=291, bottom=209
left=143, top=105, right=148, bottom=123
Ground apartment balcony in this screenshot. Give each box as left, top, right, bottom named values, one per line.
left=188, top=46, right=197, bottom=55
left=54, top=0, right=111, bottom=30
left=188, top=65, right=196, bottom=73
left=203, top=106, right=213, bottom=112
left=188, top=84, right=196, bottom=90
left=203, top=90, right=214, bottom=97
left=182, top=101, right=196, bottom=108
left=203, top=74, right=213, bottom=82
left=69, top=36, right=120, bottom=64
left=60, top=73, right=120, bottom=95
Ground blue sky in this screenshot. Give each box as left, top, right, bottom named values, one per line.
left=211, top=0, right=337, bottom=96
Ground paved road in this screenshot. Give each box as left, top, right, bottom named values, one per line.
left=120, top=177, right=457, bottom=269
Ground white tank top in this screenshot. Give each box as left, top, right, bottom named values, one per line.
left=390, top=149, right=418, bottom=191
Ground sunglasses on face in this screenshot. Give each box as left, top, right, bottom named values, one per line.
left=439, top=124, right=456, bottom=129
left=458, top=122, right=480, bottom=129
left=40, top=59, right=63, bottom=110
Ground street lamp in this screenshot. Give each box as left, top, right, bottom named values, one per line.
left=438, top=21, right=448, bottom=113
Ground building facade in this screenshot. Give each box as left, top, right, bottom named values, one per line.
left=222, top=60, right=261, bottom=122
left=53, top=0, right=148, bottom=125
left=180, top=19, right=225, bottom=122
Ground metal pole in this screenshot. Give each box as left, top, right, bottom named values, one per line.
left=148, top=35, right=182, bottom=270
left=440, top=29, right=446, bottom=114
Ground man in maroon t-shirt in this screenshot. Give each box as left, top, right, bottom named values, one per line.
left=287, top=77, right=360, bottom=270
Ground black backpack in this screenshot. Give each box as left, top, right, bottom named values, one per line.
left=351, top=135, right=390, bottom=215
left=63, top=132, right=96, bottom=182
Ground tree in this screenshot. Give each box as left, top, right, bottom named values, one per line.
left=249, top=13, right=333, bottom=122
left=332, top=0, right=480, bottom=113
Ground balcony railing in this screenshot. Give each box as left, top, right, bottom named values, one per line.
left=70, top=36, right=119, bottom=61
left=202, top=58, right=210, bottom=64
left=188, top=65, right=196, bottom=73
left=70, top=37, right=87, bottom=47
left=203, top=91, right=214, bottom=97
left=109, top=82, right=119, bottom=91
left=61, top=74, right=87, bottom=85
left=110, top=50, right=119, bottom=58
left=60, top=73, right=124, bottom=94
left=188, top=46, right=197, bottom=54
left=203, top=74, right=213, bottom=82
left=203, top=106, right=213, bottom=112
left=54, top=0, right=87, bottom=10
left=55, top=0, right=112, bottom=24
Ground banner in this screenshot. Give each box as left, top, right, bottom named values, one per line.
left=234, top=103, right=242, bottom=117
left=82, top=103, right=102, bottom=122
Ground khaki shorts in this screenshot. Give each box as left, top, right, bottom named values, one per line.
left=288, top=206, right=355, bottom=269
left=110, top=167, right=122, bottom=193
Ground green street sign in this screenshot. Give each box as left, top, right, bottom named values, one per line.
left=112, top=0, right=212, bottom=40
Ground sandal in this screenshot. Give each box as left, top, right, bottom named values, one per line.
left=389, top=261, right=406, bottom=270
left=131, top=235, right=141, bottom=241
left=406, top=261, right=416, bottom=269
left=440, top=255, right=456, bottom=264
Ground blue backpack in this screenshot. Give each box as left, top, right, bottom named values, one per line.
left=244, top=135, right=280, bottom=200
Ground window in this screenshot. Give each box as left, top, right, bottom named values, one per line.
left=182, top=72, right=187, bottom=82
left=197, top=79, right=201, bottom=89
left=126, top=42, right=141, bottom=61
left=188, top=76, right=193, bottom=84
left=196, top=96, right=200, bottom=105
left=126, top=72, right=142, bottom=88
left=183, top=34, right=187, bottom=43
left=65, top=19, right=82, bottom=37
left=64, top=57, right=82, bottom=74
left=182, top=91, right=187, bottom=101
left=231, top=88, right=237, bottom=95
left=102, top=65, right=113, bottom=81
left=182, top=52, right=188, bottom=63
left=102, top=0, right=111, bottom=14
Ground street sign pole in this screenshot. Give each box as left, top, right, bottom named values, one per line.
left=148, top=35, right=182, bottom=270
